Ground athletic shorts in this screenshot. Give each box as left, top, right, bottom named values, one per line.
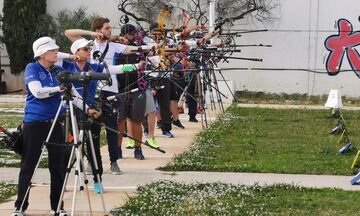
left=117, top=90, right=146, bottom=123
left=145, top=88, right=156, bottom=114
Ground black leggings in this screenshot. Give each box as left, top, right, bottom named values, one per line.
left=156, top=78, right=177, bottom=132
left=15, top=121, right=65, bottom=211
left=86, top=120, right=103, bottom=183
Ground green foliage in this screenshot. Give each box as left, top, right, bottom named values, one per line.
left=236, top=90, right=360, bottom=106
left=112, top=180, right=360, bottom=215
left=1, top=0, right=49, bottom=74
left=50, top=8, right=98, bottom=53
left=0, top=182, right=17, bottom=203
left=0, top=5, right=96, bottom=74
left=161, top=107, right=360, bottom=175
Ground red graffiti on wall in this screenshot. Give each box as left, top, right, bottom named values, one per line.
left=325, top=19, right=360, bottom=77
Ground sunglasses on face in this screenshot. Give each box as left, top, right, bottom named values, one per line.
left=80, top=47, right=91, bottom=52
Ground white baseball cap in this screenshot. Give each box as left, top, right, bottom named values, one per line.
left=70, top=38, right=94, bottom=54
left=32, top=37, right=59, bottom=58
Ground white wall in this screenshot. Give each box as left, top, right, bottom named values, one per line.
left=219, top=0, right=360, bottom=97
left=2, top=0, right=360, bottom=96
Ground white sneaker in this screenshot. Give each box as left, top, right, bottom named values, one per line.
left=11, top=209, right=24, bottom=216
left=59, top=210, right=68, bottom=216
left=50, top=209, right=68, bottom=216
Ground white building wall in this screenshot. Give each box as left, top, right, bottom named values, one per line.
left=1, top=0, right=360, bottom=96
left=218, top=0, right=360, bottom=97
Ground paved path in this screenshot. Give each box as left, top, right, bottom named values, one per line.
left=0, top=95, right=25, bottom=103
left=1, top=101, right=360, bottom=215
left=0, top=105, right=223, bottom=215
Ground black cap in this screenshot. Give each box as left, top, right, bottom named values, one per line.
left=121, top=24, right=137, bottom=35
left=149, top=22, right=165, bottom=32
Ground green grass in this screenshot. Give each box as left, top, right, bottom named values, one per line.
left=0, top=182, right=17, bottom=204
left=0, top=103, right=25, bottom=109
left=237, top=90, right=360, bottom=106
left=0, top=114, right=22, bottom=128
left=161, top=106, right=360, bottom=175
left=112, top=180, right=360, bottom=216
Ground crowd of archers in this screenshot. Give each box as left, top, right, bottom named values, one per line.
left=5, top=7, right=258, bottom=215
left=60, top=13, right=238, bottom=165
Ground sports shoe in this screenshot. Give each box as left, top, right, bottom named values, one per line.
left=11, top=209, right=24, bottom=216
left=110, top=162, right=122, bottom=175
left=85, top=163, right=92, bottom=175
left=189, top=117, right=198, bottom=122
left=93, top=182, right=105, bottom=194
left=173, top=119, right=185, bottom=129
left=162, top=131, right=174, bottom=138
left=50, top=209, right=68, bottom=216
left=126, top=139, right=135, bottom=149
left=145, top=137, right=159, bottom=148
left=144, top=130, right=149, bottom=137
left=156, top=120, right=162, bottom=129
left=178, top=106, right=184, bottom=114
left=134, top=147, right=145, bottom=160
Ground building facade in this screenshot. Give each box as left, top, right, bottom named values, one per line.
left=1, top=0, right=360, bottom=96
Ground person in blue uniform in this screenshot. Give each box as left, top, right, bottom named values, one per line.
left=13, top=37, right=67, bottom=216
left=59, top=38, right=144, bottom=192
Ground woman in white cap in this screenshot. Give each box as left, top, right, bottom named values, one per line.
left=12, top=36, right=68, bottom=216
left=58, top=37, right=146, bottom=193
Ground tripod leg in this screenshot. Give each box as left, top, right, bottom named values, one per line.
left=177, top=85, right=187, bottom=108
left=211, top=68, right=225, bottom=114
left=72, top=135, right=93, bottom=216
left=215, top=67, right=237, bottom=102
left=196, top=71, right=207, bottom=128
left=86, top=129, right=107, bottom=214
left=205, top=68, right=216, bottom=111
left=56, top=139, right=76, bottom=214
left=200, top=70, right=208, bottom=127
left=69, top=103, right=93, bottom=215
left=19, top=100, right=66, bottom=212
left=55, top=101, right=93, bottom=215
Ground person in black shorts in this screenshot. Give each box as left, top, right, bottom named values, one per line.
left=116, top=24, right=147, bottom=160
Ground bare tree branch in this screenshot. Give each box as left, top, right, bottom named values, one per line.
left=117, top=0, right=151, bottom=23
left=117, top=0, right=278, bottom=28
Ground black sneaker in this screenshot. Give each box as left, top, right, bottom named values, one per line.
left=173, top=119, right=185, bottom=129
left=156, top=120, right=162, bottom=129
left=110, top=162, right=122, bottom=175
left=162, top=131, right=174, bottom=138
left=134, top=147, right=145, bottom=160
left=189, top=117, right=198, bottom=122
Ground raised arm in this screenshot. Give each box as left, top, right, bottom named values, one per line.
left=64, top=29, right=103, bottom=42
left=107, top=62, right=145, bottom=74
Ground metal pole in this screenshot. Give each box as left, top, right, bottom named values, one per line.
left=209, top=0, right=216, bottom=45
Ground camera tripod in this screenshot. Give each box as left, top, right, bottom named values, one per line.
left=190, top=56, right=228, bottom=128
left=56, top=82, right=107, bottom=215
left=19, top=83, right=107, bottom=216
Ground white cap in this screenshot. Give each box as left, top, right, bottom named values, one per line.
left=32, top=37, right=59, bottom=58
left=70, top=38, right=94, bottom=54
